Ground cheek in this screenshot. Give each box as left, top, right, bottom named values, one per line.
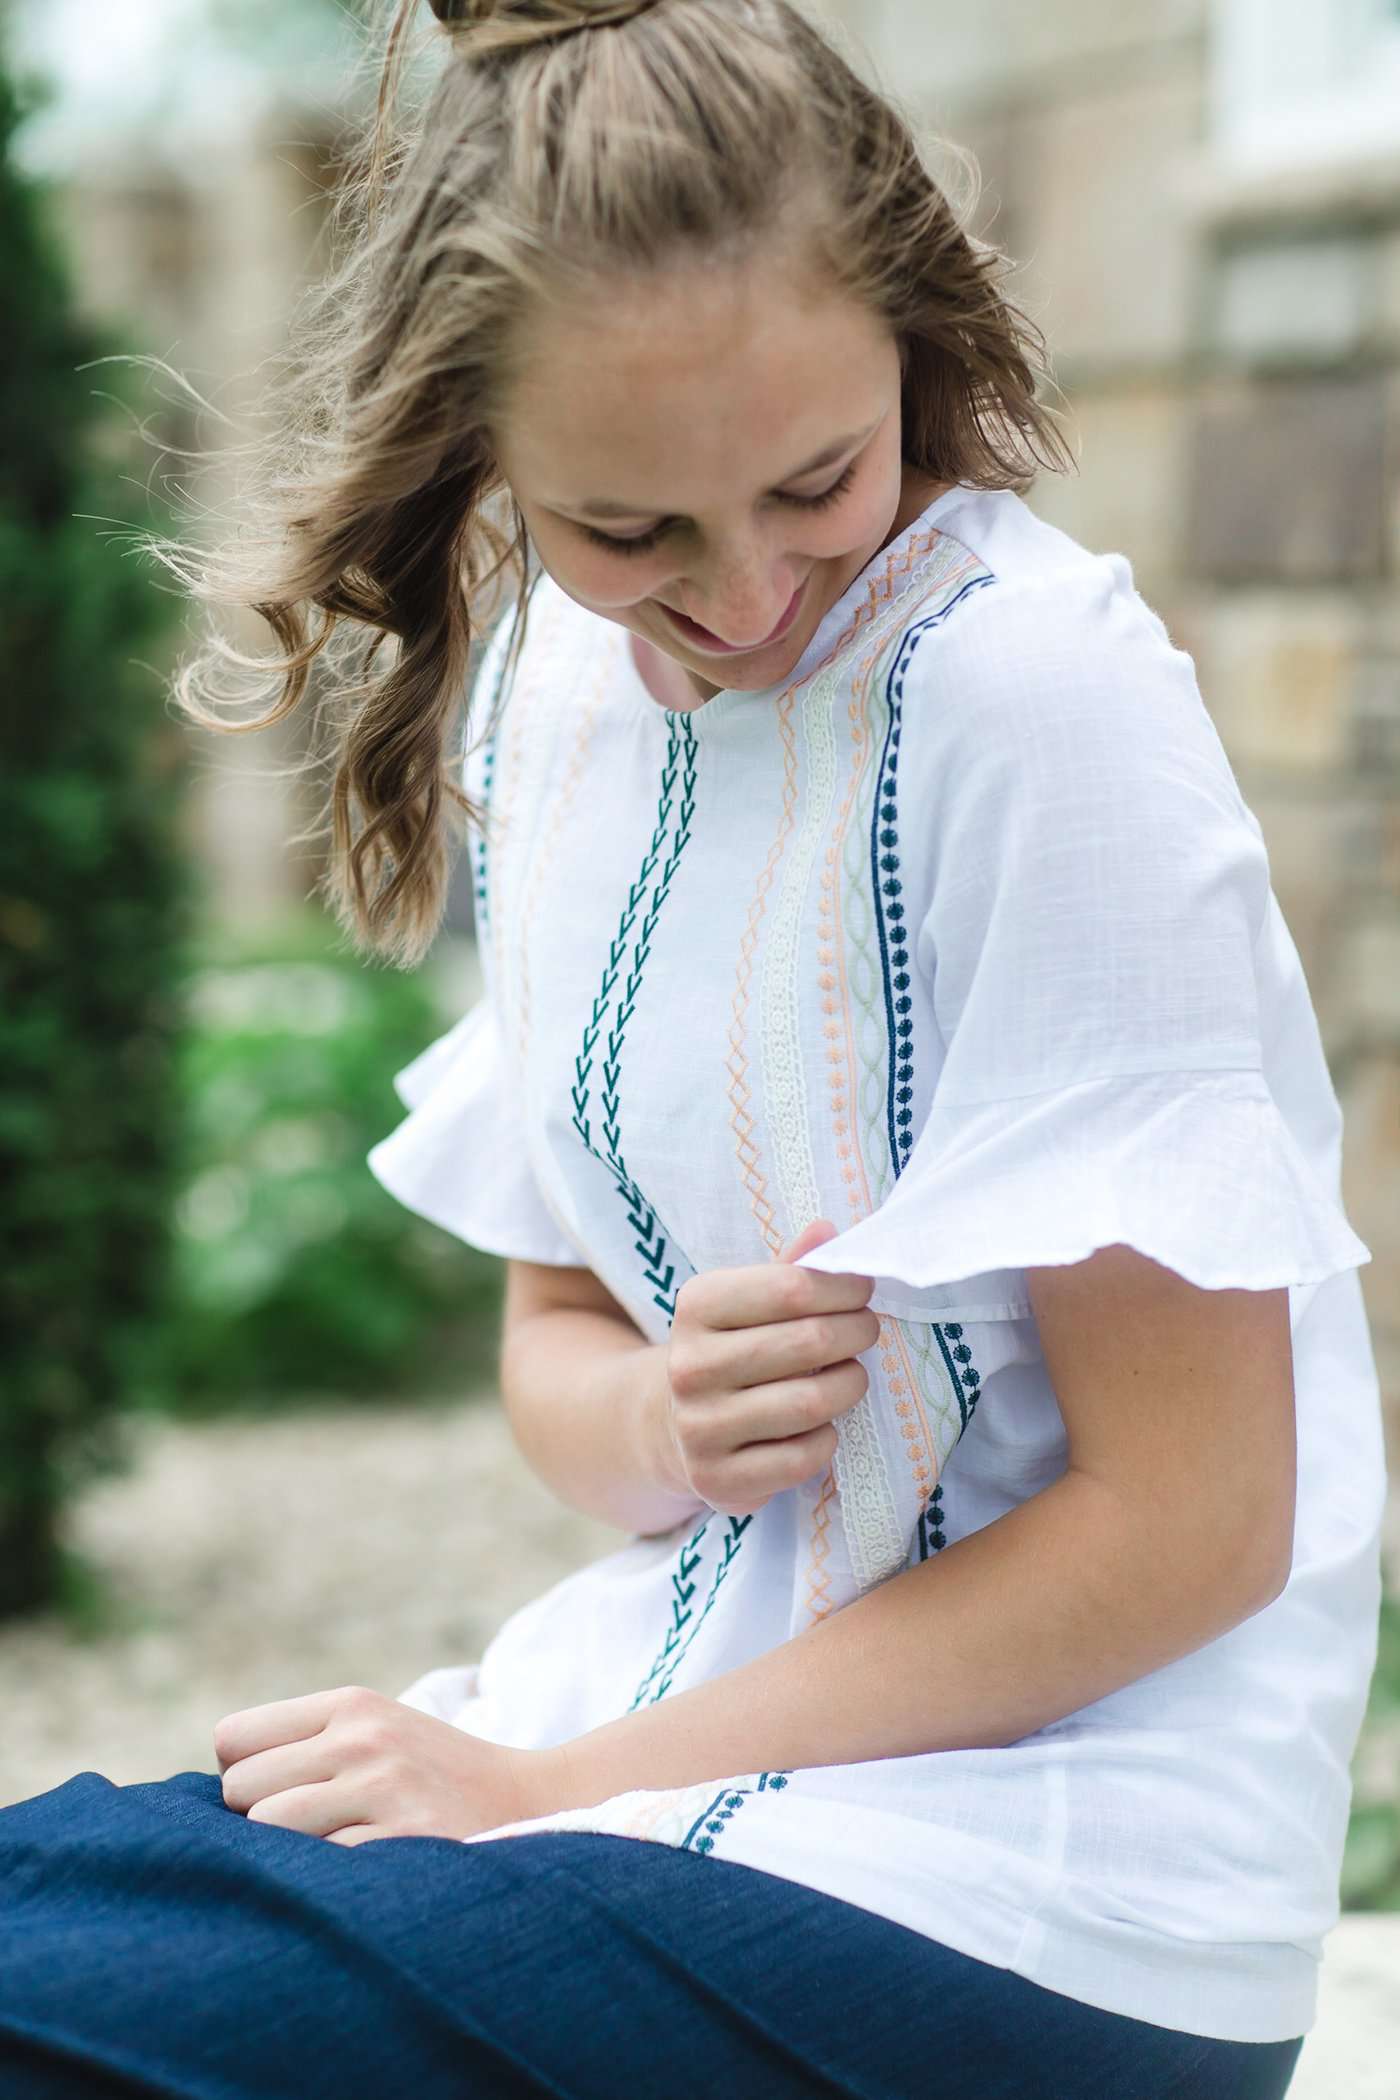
left=801, top=481, right=894, bottom=558
left=526, top=516, right=665, bottom=612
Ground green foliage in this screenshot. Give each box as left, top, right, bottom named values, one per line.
left=158, top=911, right=504, bottom=1414
left=0, top=59, right=189, bottom=1618
left=1342, top=1586, right=1400, bottom=1910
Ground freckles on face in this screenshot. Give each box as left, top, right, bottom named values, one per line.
left=486, top=257, right=910, bottom=683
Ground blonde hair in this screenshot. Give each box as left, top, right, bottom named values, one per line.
left=150, top=0, right=1073, bottom=967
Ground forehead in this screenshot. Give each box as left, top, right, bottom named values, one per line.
left=494, top=257, right=893, bottom=504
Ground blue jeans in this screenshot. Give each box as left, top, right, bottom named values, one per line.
left=0, top=1769, right=1304, bottom=2098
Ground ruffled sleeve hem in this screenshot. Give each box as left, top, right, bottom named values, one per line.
left=366, top=997, right=584, bottom=1267
left=791, top=1067, right=1371, bottom=1322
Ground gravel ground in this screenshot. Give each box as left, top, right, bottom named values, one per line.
left=2, top=1397, right=1397, bottom=2093
left=0, top=1394, right=622, bottom=1806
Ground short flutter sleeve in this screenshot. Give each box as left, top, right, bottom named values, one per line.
left=794, top=557, right=1371, bottom=1318
left=366, top=991, right=582, bottom=1265
left=365, top=608, right=583, bottom=1269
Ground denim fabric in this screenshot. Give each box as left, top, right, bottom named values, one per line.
left=0, top=1769, right=1304, bottom=2099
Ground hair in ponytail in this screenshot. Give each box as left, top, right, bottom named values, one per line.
left=143, top=0, right=1072, bottom=967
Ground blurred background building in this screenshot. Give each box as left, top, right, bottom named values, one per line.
left=9, top=0, right=1399, bottom=1514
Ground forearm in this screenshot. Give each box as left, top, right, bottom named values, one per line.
left=537, top=1466, right=1283, bottom=1812
left=500, top=1308, right=708, bottom=1539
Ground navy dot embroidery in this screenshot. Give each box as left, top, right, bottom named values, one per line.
left=873, top=582, right=998, bottom=1562
left=681, top=1771, right=793, bottom=1854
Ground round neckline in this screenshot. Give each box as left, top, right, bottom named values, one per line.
left=618, top=478, right=976, bottom=728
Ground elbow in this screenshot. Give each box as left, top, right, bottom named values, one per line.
left=1236, top=1528, right=1294, bottom=1616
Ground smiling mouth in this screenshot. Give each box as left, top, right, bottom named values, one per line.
left=659, top=578, right=807, bottom=655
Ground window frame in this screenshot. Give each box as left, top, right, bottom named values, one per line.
left=1211, top=0, right=1400, bottom=171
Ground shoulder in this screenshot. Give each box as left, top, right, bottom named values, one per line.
left=899, top=537, right=1246, bottom=824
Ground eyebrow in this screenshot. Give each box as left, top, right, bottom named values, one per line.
left=564, top=420, right=880, bottom=521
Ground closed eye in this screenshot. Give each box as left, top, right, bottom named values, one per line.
left=578, top=459, right=861, bottom=558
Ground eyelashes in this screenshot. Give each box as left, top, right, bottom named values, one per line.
left=578, top=459, right=861, bottom=557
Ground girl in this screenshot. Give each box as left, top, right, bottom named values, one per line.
left=0, top=2, right=1381, bottom=2094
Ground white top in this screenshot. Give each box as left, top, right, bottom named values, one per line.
left=367, top=482, right=1386, bottom=2045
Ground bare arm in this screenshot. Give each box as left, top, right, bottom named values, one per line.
left=499, top=1261, right=708, bottom=1539
left=518, top=1246, right=1297, bottom=1811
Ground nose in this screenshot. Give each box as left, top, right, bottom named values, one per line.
left=675, top=533, right=805, bottom=646
left=680, top=575, right=800, bottom=648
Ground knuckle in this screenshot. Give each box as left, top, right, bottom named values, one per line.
left=667, top=1344, right=702, bottom=1399
left=673, top=1274, right=699, bottom=1322
left=791, top=1434, right=831, bottom=1484
left=684, top=1454, right=718, bottom=1500
left=336, top=1686, right=385, bottom=1741
left=726, top=1487, right=765, bottom=1517
left=674, top=1274, right=711, bottom=1328
left=796, top=1375, right=830, bottom=1424
left=781, top=1266, right=814, bottom=1316
left=812, top=1314, right=845, bottom=1362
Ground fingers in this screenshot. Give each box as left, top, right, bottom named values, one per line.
left=687, top=1417, right=840, bottom=1514
left=243, top=1778, right=363, bottom=1838
left=668, top=1306, right=881, bottom=1401
left=220, top=1733, right=338, bottom=1815
left=676, top=1255, right=874, bottom=1337
left=777, top=1217, right=841, bottom=1264
left=674, top=1357, right=870, bottom=1485
left=213, top=1687, right=342, bottom=1772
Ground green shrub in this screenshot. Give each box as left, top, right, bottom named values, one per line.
left=1342, top=1586, right=1400, bottom=1911
left=159, top=910, right=504, bottom=1413
left=0, top=60, right=188, bottom=1619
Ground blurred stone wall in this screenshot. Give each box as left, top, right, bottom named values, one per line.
left=50, top=111, right=342, bottom=936
left=821, top=0, right=1399, bottom=1548
left=47, top=5, right=1399, bottom=1500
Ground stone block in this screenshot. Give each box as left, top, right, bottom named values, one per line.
left=855, top=0, right=1206, bottom=109
left=921, top=100, right=1023, bottom=257
left=1338, top=909, right=1400, bottom=1044
left=1338, top=1052, right=1400, bottom=1293
left=1010, top=67, right=1205, bottom=370
left=1213, top=233, right=1376, bottom=366
left=1025, top=381, right=1187, bottom=592
left=1354, top=650, right=1400, bottom=779
left=1246, top=794, right=1350, bottom=1022
left=1372, top=228, right=1400, bottom=347
left=1190, top=588, right=1361, bottom=775
left=1185, top=375, right=1390, bottom=584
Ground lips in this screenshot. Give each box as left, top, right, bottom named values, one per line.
left=661, top=577, right=807, bottom=655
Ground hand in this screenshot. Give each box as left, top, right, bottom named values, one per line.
left=214, top=1684, right=552, bottom=1846
left=659, top=1218, right=879, bottom=1519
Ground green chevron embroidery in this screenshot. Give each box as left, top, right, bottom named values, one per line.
left=680, top=1770, right=793, bottom=1854
left=570, top=709, right=699, bottom=1319
left=628, top=1509, right=711, bottom=1708
left=629, top=1509, right=751, bottom=1709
